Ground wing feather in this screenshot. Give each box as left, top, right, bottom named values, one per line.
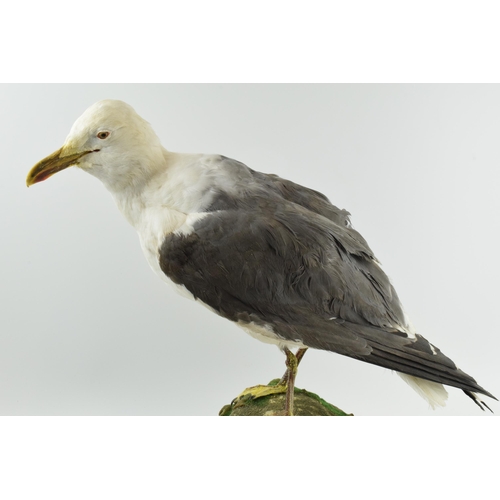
left=159, top=158, right=495, bottom=401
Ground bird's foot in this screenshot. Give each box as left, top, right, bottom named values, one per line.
left=232, top=348, right=308, bottom=416
left=232, top=384, right=288, bottom=409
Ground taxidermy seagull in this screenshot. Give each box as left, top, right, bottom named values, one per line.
left=26, top=99, right=496, bottom=415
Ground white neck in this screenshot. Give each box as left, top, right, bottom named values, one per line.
left=106, top=150, right=218, bottom=230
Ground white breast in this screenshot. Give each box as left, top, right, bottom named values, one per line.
left=135, top=205, right=194, bottom=298
left=108, top=152, right=214, bottom=296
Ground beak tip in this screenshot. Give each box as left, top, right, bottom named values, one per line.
left=26, top=147, right=91, bottom=189
left=26, top=174, right=36, bottom=187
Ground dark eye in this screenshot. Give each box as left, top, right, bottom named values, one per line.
left=97, top=131, right=110, bottom=139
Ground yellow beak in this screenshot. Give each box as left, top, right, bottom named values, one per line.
left=26, top=148, right=94, bottom=187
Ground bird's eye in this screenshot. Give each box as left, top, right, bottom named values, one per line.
left=97, top=131, right=110, bottom=139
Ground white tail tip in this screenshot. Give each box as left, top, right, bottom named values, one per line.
left=398, top=373, right=449, bottom=409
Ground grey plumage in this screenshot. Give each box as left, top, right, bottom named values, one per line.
left=159, top=156, right=495, bottom=407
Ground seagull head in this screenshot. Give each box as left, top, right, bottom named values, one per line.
left=26, top=99, right=164, bottom=191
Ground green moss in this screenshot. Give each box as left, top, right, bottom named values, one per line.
left=220, top=380, right=352, bottom=416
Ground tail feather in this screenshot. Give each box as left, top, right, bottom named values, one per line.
left=398, top=373, right=448, bottom=409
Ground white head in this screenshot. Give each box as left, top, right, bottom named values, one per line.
left=27, top=99, right=165, bottom=193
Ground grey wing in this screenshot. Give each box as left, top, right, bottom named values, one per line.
left=161, top=202, right=408, bottom=342
left=162, top=158, right=495, bottom=400
left=251, top=169, right=355, bottom=228
left=160, top=202, right=495, bottom=400
left=211, top=156, right=376, bottom=257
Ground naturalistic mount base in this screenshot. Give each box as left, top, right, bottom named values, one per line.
left=219, top=379, right=353, bottom=416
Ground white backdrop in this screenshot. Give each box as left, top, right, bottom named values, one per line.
left=1, top=84, right=498, bottom=415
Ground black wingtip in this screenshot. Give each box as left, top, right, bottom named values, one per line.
left=463, top=390, right=494, bottom=413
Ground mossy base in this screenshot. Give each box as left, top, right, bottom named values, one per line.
left=219, top=379, right=352, bottom=416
